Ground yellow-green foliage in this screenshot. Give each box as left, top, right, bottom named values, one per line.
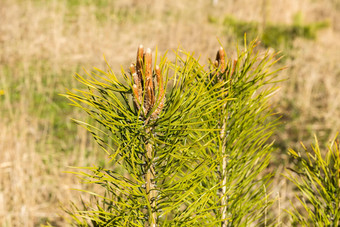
left=287, top=135, right=340, bottom=226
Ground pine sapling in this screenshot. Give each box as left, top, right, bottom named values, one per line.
left=201, top=40, right=282, bottom=226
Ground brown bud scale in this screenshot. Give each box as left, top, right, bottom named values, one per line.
left=131, top=46, right=165, bottom=121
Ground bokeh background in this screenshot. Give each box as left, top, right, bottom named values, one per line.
left=0, top=0, right=339, bottom=225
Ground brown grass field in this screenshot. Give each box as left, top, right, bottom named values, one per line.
left=0, top=0, right=339, bottom=226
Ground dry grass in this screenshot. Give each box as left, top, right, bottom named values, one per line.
left=0, top=0, right=339, bottom=225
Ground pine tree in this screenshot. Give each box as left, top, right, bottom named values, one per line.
left=64, top=40, right=282, bottom=226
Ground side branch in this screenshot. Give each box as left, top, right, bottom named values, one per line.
left=215, top=47, right=229, bottom=227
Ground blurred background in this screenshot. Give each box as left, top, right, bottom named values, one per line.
left=0, top=0, right=339, bottom=225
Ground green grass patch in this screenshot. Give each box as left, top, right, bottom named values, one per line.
left=0, top=61, right=89, bottom=153
left=222, top=12, right=329, bottom=50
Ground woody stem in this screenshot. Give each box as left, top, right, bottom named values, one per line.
left=145, top=128, right=157, bottom=227
left=220, top=115, right=228, bottom=227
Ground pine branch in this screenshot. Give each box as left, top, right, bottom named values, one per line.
left=286, top=135, right=340, bottom=225
left=129, top=45, right=166, bottom=226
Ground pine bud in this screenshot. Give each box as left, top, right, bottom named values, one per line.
left=131, top=45, right=166, bottom=121
left=144, top=48, right=155, bottom=112
left=216, top=46, right=226, bottom=73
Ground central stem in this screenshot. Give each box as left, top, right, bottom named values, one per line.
left=220, top=116, right=228, bottom=227
left=145, top=128, right=157, bottom=227
left=214, top=46, right=232, bottom=227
